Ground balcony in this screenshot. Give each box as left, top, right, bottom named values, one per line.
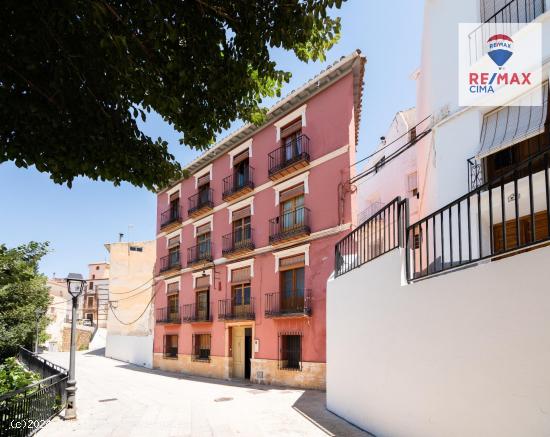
left=156, top=307, right=181, bottom=324
left=187, top=243, right=213, bottom=267
left=181, top=303, right=212, bottom=323
left=188, top=189, right=214, bottom=218
left=159, top=251, right=181, bottom=274
left=269, top=207, right=311, bottom=244
left=160, top=205, right=182, bottom=232
left=222, top=229, right=254, bottom=258
left=265, top=289, right=312, bottom=318
left=218, top=298, right=255, bottom=321
left=222, top=167, right=255, bottom=201
left=268, top=134, right=310, bottom=180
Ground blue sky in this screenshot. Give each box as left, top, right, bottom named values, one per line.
left=0, top=0, right=424, bottom=277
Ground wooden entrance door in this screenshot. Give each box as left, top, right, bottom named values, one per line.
left=232, top=326, right=245, bottom=378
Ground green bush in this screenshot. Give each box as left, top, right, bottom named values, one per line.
left=0, top=357, right=40, bottom=396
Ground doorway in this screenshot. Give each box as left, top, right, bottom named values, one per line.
left=231, top=326, right=253, bottom=380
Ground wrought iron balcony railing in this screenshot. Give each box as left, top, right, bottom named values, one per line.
left=188, top=189, right=214, bottom=215
left=181, top=303, right=212, bottom=323
left=269, top=207, right=311, bottom=243
left=159, top=251, right=181, bottom=273
left=222, top=228, right=254, bottom=256
left=156, top=307, right=181, bottom=324
left=222, top=166, right=254, bottom=199
left=265, top=289, right=312, bottom=318
left=218, top=297, right=255, bottom=321
left=160, top=205, right=182, bottom=229
left=187, top=243, right=213, bottom=266
left=268, top=134, right=310, bottom=177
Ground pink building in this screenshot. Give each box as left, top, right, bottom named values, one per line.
left=153, top=51, right=365, bottom=389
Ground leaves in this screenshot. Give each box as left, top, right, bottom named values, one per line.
left=0, top=242, right=51, bottom=361
left=0, top=0, right=345, bottom=190
left=0, top=357, right=40, bottom=395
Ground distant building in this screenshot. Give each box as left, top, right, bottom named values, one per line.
left=105, top=241, right=155, bottom=368
left=45, top=278, right=70, bottom=351
left=84, top=262, right=109, bottom=327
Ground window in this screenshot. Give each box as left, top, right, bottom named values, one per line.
left=192, top=334, right=211, bottom=361
left=89, top=281, right=94, bottom=290
left=196, top=290, right=210, bottom=320
left=166, top=282, right=179, bottom=294
left=233, top=216, right=251, bottom=246
left=87, top=296, right=94, bottom=308
left=96, top=266, right=100, bottom=270
left=198, top=182, right=210, bottom=206
left=233, top=153, right=250, bottom=189
left=232, top=283, right=251, bottom=317
left=197, top=232, right=211, bottom=259
left=279, top=334, right=302, bottom=370
left=167, top=294, right=179, bottom=322
left=407, top=172, right=418, bottom=198
left=129, top=246, right=143, bottom=252
left=169, top=192, right=180, bottom=220
left=281, top=119, right=303, bottom=163
left=164, top=335, right=178, bottom=359
left=280, top=266, right=305, bottom=312
left=92, top=274, right=95, bottom=279
left=167, top=236, right=180, bottom=267
left=281, top=193, right=305, bottom=232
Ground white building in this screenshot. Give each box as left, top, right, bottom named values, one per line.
left=45, top=278, right=70, bottom=351
left=328, top=1, right=550, bottom=436
left=105, top=241, right=155, bottom=368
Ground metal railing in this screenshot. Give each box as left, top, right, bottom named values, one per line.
left=407, top=149, right=550, bottom=280
left=469, top=0, right=545, bottom=64
left=181, top=303, right=212, bottom=323
left=265, top=289, right=312, bottom=317
left=188, top=189, right=214, bottom=214
left=222, top=166, right=254, bottom=199
left=357, top=201, right=385, bottom=224
left=269, top=207, right=311, bottom=243
left=222, top=228, right=254, bottom=256
left=335, top=198, right=408, bottom=277
left=268, top=134, right=310, bottom=177
left=187, top=243, right=212, bottom=266
left=159, top=251, right=180, bottom=273
left=156, top=307, right=181, bottom=324
left=160, top=205, right=182, bottom=229
left=218, top=298, right=255, bottom=320
left=0, top=348, right=68, bottom=436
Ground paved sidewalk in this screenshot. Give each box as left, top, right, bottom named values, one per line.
left=40, top=350, right=372, bottom=437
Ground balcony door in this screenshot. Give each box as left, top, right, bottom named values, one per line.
left=169, top=194, right=179, bottom=220
left=232, top=283, right=251, bottom=318
left=233, top=216, right=251, bottom=248
left=281, top=194, right=304, bottom=232
left=234, top=158, right=249, bottom=189
left=197, top=232, right=210, bottom=259
left=198, top=182, right=210, bottom=205
left=168, top=294, right=179, bottom=322
left=281, top=267, right=304, bottom=312
left=196, top=290, right=209, bottom=320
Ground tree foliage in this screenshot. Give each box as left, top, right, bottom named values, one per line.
left=0, top=242, right=51, bottom=361
left=1, top=0, right=344, bottom=190
left=0, top=357, right=40, bottom=395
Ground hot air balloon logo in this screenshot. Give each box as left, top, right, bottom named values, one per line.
left=487, top=34, right=513, bottom=68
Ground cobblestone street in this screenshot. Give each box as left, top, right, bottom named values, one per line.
left=40, top=350, right=370, bottom=437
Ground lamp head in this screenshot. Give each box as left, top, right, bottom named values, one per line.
left=66, top=273, right=86, bottom=298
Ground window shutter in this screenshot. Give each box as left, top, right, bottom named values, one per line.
left=195, top=275, right=210, bottom=289
left=169, top=192, right=179, bottom=201
left=280, top=119, right=302, bottom=139
left=477, top=81, right=549, bottom=159
left=196, top=222, right=211, bottom=236
left=279, top=184, right=305, bottom=203
left=407, top=172, right=418, bottom=192
left=166, top=282, right=179, bottom=294
left=233, top=149, right=249, bottom=166
left=279, top=254, right=305, bottom=270
left=232, top=206, right=251, bottom=222
left=167, top=236, right=180, bottom=248
left=231, top=266, right=251, bottom=283
left=197, top=173, right=210, bottom=187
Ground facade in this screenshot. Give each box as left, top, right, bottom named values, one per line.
left=83, top=261, right=109, bottom=327
left=45, top=278, right=70, bottom=352
left=356, top=108, right=420, bottom=225
left=327, top=1, right=550, bottom=436
left=105, top=241, right=155, bottom=368
left=153, top=51, right=365, bottom=389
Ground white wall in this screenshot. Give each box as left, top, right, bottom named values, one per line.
left=106, top=334, right=153, bottom=369
left=327, top=246, right=550, bottom=437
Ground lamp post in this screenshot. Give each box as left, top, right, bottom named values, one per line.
left=34, top=308, right=45, bottom=353
left=65, top=273, right=86, bottom=420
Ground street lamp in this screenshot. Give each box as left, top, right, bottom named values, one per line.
left=34, top=308, right=45, bottom=353
left=65, top=273, right=86, bottom=420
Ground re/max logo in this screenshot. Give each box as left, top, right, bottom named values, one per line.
left=468, top=72, right=532, bottom=93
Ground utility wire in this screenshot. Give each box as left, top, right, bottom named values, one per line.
left=95, top=277, right=153, bottom=295
left=108, top=291, right=156, bottom=325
